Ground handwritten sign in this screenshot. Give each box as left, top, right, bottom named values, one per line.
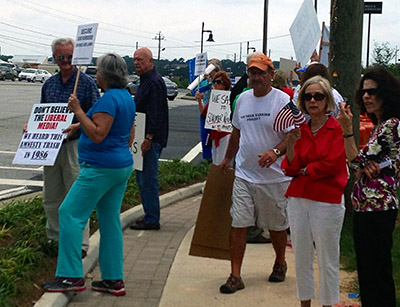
left=289, top=0, right=320, bottom=66
left=13, top=103, right=74, bottom=166
left=204, top=90, right=232, bottom=133
left=72, top=23, right=99, bottom=65
left=130, top=112, right=145, bottom=171
left=195, top=52, right=207, bottom=76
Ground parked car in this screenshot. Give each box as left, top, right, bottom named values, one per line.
left=27, top=69, right=52, bottom=83
left=126, top=77, right=178, bottom=101
left=18, top=69, right=38, bottom=81
left=0, top=63, right=22, bottom=75
left=0, top=66, right=17, bottom=81
left=84, top=66, right=97, bottom=82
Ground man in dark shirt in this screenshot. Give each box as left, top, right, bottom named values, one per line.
left=24, top=37, right=100, bottom=257
left=130, top=47, right=168, bottom=230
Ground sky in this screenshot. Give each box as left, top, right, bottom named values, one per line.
left=1, top=0, right=400, bottom=67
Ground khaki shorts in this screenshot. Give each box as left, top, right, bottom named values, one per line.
left=230, top=177, right=289, bottom=231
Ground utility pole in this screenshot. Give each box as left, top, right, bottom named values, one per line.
left=153, top=31, right=165, bottom=71
left=135, top=42, right=138, bottom=50
left=262, top=0, right=269, bottom=54
left=239, top=42, right=242, bottom=63
left=329, top=0, right=363, bottom=211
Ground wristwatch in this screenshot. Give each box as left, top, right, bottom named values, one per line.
left=273, top=148, right=281, bottom=157
left=145, top=136, right=153, bottom=141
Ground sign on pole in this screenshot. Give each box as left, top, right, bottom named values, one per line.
left=364, top=2, right=383, bottom=14
left=13, top=103, right=74, bottom=166
left=194, top=52, right=207, bottom=76
left=130, top=112, right=146, bottom=171
left=289, top=0, right=320, bottom=66
left=72, top=23, right=99, bottom=66
left=204, top=90, right=232, bottom=133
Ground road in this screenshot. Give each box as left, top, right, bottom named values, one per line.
left=0, top=81, right=202, bottom=200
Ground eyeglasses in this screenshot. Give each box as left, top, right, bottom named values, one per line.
left=361, top=88, right=378, bottom=96
left=304, top=92, right=325, bottom=101
left=57, top=55, right=73, bottom=61
left=213, top=79, right=223, bottom=85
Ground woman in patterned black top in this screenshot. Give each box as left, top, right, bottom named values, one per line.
left=337, top=66, right=400, bottom=307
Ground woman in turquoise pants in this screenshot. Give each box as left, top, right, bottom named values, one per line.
left=42, top=53, right=136, bottom=296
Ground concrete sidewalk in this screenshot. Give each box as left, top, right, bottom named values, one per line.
left=34, top=184, right=360, bottom=307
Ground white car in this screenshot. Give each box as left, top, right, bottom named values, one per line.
left=27, top=69, right=52, bottom=83
left=18, top=69, right=38, bottom=81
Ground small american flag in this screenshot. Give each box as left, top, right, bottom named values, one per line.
left=273, top=100, right=306, bottom=132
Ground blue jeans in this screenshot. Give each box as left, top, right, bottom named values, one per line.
left=56, top=163, right=133, bottom=279
left=135, top=141, right=162, bottom=224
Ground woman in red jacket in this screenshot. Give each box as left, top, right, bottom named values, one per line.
left=281, top=76, right=348, bottom=307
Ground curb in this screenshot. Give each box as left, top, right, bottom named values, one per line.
left=33, top=181, right=205, bottom=307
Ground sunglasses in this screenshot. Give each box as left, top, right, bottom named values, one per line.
left=304, top=92, right=325, bottom=101
left=57, top=55, right=73, bottom=61
left=361, top=88, right=378, bottom=96
left=213, top=79, right=223, bottom=85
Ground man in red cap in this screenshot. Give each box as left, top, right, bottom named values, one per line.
left=219, top=54, right=292, bottom=293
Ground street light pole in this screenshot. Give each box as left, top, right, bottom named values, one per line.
left=200, top=22, right=214, bottom=53
left=201, top=22, right=204, bottom=53
left=263, top=0, right=269, bottom=54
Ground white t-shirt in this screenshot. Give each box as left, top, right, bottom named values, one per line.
left=232, top=88, right=292, bottom=184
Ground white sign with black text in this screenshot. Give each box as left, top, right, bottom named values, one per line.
left=130, top=112, right=146, bottom=171
left=72, top=23, right=99, bottom=66
left=194, top=52, right=207, bottom=76
left=204, top=90, right=232, bottom=133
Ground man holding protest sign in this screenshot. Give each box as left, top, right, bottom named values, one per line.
left=24, top=37, right=99, bottom=257
left=129, top=47, right=168, bottom=231
left=219, top=54, right=292, bottom=293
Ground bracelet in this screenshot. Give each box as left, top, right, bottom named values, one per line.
left=343, top=133, right=354, bottom=138
left=145, top=136, right=152, bottom=141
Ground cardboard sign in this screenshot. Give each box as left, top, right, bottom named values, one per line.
left=130, top=112, right=145, bottom=171
left=204, top=90, right=232, bottom=132
left=13, top=103, right=74, bottom=166
left=279, top=57, right=299, bottom=82
left=289, top=0, right=320, bottom=66
left=194, top=52, right=207, bottom=76
left=189, top=164, right=235, bottom=260
left=72, top=23, right=99, bottom=65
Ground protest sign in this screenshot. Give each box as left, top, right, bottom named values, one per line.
left=289, top=0, right=320, bottom=66
left=12, top=132, right=64, bottom=166
left=204, top=90, right=232, bottom=133
left=27, top=103, right=74, bottom=132
left=13, top=103, right=74, bottom=166
left=72, top=23, right=99, bottom=66
left=194, top=52, right=207, bottom=76
left=279, top=57, right=299, bottom=82
left=130, top=112, right=146, bottom=171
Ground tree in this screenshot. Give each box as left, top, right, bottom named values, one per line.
left=329, top=0, right=364, bottom=212
left=372, top=41, right=397, bottom=67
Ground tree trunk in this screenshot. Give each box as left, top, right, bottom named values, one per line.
left=329, top=0, right=363, bottom=213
